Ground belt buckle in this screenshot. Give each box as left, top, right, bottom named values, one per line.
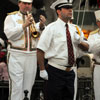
left=66, top=67, right=71, bottom=72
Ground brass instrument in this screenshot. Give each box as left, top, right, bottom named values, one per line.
left=27, top=11, right=40, bottom=38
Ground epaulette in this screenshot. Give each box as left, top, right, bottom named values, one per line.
left=69, top=24, right=81, bottom=35
left=75, top=25, right=80, bottom=35
left=7, top=11, right=19, bottom=15
left=89, top=28, right=99, bottom=35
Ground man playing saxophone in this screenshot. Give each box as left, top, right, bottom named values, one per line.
left=4, top=0, right=46, bottom=100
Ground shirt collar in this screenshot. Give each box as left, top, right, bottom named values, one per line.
left=18, top=11, right=27, bottom=17
left=57, top=18, right=67, bottom=27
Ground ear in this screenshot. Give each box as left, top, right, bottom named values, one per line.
left=57, top=9, right=61, bottom=14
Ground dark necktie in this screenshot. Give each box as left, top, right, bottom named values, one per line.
left=66, top=24, right=75, bottom=66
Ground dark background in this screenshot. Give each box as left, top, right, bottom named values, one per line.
left=0, top=0, right=98, bottom=40
left=0, top=0, right=18, bottom=40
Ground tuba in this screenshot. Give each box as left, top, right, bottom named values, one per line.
left=27, top=11, right=40, bottom=38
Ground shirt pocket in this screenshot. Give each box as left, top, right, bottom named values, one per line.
left=54, top=33, right=66, bottom=42
left=54, top=37, right=66, bottom=51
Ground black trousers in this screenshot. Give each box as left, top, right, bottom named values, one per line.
left=44, top=64, right=75, bottom=100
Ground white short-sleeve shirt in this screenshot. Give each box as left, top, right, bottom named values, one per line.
left=37, top=18, right=85, bottom=66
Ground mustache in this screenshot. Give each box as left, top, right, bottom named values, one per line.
left=66, top=16, right=71, bottom=20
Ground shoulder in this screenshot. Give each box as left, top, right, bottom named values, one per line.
left=5, top=11, right=20, bottom=22
left=69, top=24, right=82, bottom=35
left=89, top=28, right=99, bottom=35
left=69, top=23, right=81, bottom=30
left=72, top=24, right=81, bottom=30
left=7, top=11, right=19, bottom=15
left=46, top=21, right=57, bottom=29
left=42, top=21, right=58, bottom=35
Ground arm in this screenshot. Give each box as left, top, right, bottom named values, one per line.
left=4, top=13, right=37, bottom=41
left=37, top=48, right=48, bottom=80
left=4, top=15, right=24, bottom=41
left=37, top=48, right=45, bottom=70
left=78, top=41, right=89, bottom=51
left=74, top=26, right=89, bottom=51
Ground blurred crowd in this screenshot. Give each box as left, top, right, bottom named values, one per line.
left=0, top=38, right=9, bottom=81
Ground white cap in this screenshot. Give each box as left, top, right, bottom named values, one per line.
left=18, top=0, right=33, bottom=3
left=50, top=0, right=72, bottom=10
left=94, top=10, right=100, bottom=21
left=0, top=38, right=5, bottom=47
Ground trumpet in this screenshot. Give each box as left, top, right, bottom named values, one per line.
left=27, top=11, right=40, bottom=38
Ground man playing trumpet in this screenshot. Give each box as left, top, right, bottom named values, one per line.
left=4, top=0, right=46, bottom=100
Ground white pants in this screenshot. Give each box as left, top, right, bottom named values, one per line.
left=8, top=51, right=37, bottom=100
left=94, top=64, right=100, bottom=100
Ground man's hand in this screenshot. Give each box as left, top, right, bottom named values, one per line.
left=40, top=70, right=48, bottom=80
left=39, top=15, right=46, bottom=30
left=23, top=14, right=33, bottom=30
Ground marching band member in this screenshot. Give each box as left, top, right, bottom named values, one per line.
left=88, top=10, right=100, bottom=100
left=4, top=0, right=46, bottom=100
left=37, top=0, right=89, bottom=100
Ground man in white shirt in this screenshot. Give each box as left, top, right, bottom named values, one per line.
left=37, top=0, right=89, bottom=100
left=4, top=0, right=46, bottom=100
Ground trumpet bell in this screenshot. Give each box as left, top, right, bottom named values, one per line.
left=31, top=31, right=40, bottom=38
left=27, top=11, right=40, bottom=38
